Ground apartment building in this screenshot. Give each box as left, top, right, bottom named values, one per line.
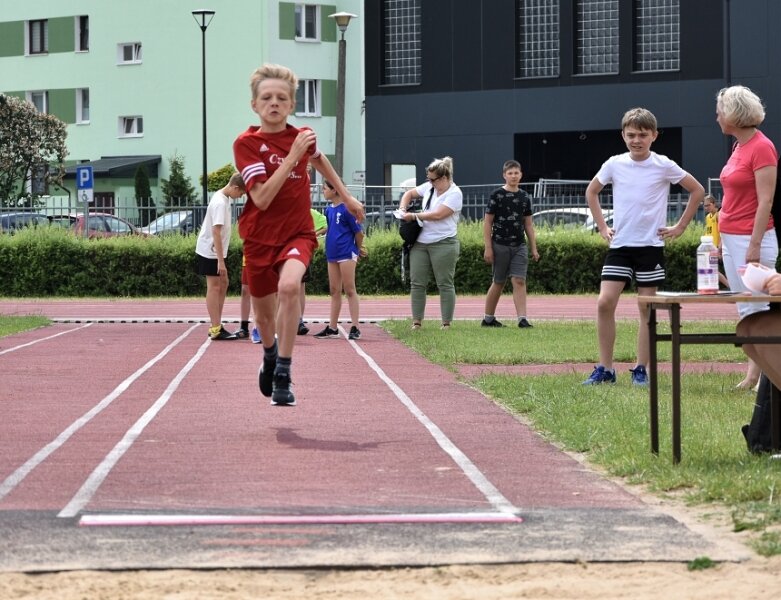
left=364, top=0, right=781, bottom=189
left=0, top=0, right=364, bottom=212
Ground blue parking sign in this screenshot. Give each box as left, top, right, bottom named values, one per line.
left=76, top=166, right=93, bottom=190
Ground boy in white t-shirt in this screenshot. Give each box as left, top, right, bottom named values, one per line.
left=195, top=173, right=246, bottom=340
left=583, top=108, right=704, bottom=385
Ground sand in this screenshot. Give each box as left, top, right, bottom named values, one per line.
left=2, top=558, right=781, bottom=599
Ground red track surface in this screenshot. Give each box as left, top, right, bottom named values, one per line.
left=0, top=296, right=664, bottom=522
left=0, top=293, right=741, bottom=322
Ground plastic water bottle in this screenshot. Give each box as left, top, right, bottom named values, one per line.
left=696, top=235, right=719, bottom=294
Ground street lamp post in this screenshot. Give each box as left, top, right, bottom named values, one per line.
left=328, top=11, right=357, bottom=178
left=192, top=9, right=215, bottom=205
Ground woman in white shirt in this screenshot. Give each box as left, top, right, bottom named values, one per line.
left=398, top=156, right=463, bottom=329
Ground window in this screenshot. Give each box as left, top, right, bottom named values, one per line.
left=295, top=4, right=320, bottom=41
left=76, top=15, right=89, bottom=52
left=117, top=42, right=142, bottom=64
left=517, top=0, right=560, bottom=79
left=119, top=116, right=143, bottom=137
left=295, top=80, right=321, bottom=116
left=383, top=0, right=422, bottom=85
left=634, top=0, right=679, bottom=72
left=575, top=0, right=619, bottom=75
left=27, top=91, right=48, bottom=113
left=104, top=216, right=133, bottom=235
left=76, top=88, right=90, bottom=123
left=28, top=19, right=48, bottom=55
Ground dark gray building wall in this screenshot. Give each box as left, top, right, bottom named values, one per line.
left=365, top=0, right=780, bottom=188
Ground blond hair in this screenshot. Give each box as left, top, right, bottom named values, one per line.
left=427, top=156, right=454, bottom=181
left=249, top=63, right=298, bottom=100
left=717, top=85, right=766, bottom=128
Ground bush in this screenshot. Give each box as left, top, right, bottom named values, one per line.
left=1, top=221, right=774, bottom=297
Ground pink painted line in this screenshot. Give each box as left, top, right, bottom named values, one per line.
left=79, top=512, right=523, bottom=527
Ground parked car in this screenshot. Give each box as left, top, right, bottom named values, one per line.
left=140, top=210, right=195, bottom=236
left=364, top=209, right=398, bottom=230
left=531, top=207, right=614, bottom=232
left=49, top=213, right=144, bottom=238
left=0, top=212, right=50, bottom=233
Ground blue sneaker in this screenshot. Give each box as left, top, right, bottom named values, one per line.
left=250, top=327, right=261, bottom=344
left=582, top=365, right=616, bottom=385
left=630, top=365, right=648, bottom=386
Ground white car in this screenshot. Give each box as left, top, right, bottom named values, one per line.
left=140, top=210, right=195, bottom=236
left=531, top=207, right=613, bottom=232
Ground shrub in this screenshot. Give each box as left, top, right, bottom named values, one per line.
left=1, top=222, right=773, bottom=297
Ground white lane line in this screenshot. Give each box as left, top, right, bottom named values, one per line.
left=49, top=317, right=390, bottom=324
left=345, top=332, right=521, bottom=516
left=0, top=323, right=93, bottom=356
left=80, top=512, right=523, bottom=527
left=0, top=324, right=200, bottom=502
left=58, top=335, right=211, bottom=518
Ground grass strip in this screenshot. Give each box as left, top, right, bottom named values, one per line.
left=0, top=315, right=50, bottom=337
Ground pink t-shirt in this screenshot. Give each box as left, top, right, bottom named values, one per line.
left=719, top=130, right=777, bottom=235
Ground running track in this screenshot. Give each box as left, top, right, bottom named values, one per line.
left=0, top=296, right=747, bottom=571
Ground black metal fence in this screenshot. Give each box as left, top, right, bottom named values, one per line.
left=1, top=181, right=705, bottom=234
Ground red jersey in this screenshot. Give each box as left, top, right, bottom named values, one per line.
left=233, top=124, right=318, bottom=255
left=719, top=130, right=777, bottom=235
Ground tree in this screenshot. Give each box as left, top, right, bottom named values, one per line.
left=134, top=165, right=156, bottom=227
left=204, top=163, right=237, bottom=192
left=0, top=94, right=68, bottom=207
left=160, top=153, right=196, bottom=207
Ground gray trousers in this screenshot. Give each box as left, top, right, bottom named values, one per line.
left=409, top=236, right=460, bottom=323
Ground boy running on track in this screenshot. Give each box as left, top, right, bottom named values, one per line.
left=233, top=63, right=364, bottom=406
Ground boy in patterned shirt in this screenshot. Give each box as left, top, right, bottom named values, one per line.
left=481, top=160, right=539, bottom=328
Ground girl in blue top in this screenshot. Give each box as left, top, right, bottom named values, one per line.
left=314, top=180, right=367, bottom=340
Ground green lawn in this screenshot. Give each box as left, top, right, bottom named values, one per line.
left=0, top=315, right=49, bottom=337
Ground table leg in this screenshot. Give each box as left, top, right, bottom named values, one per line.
left=671, top=303, right=682, bottom=464
left=772, top=384, right=781, bottom=451
left=648, top=305, right=659, bottom=455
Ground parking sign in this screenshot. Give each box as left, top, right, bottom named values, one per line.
left=75, top=166, right=93, bottom=204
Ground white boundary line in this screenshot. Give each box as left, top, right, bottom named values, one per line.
left=49, top=317, right=389, bottom=324
left=58, top=334, right=211, bottom=518
left=0, top=324, right=200, bottom=502
left=0, top=323, right=92, bottom=356
left=53, top=321, right=519, bottom=523
left=80, top=512, right=522, bottom=527
left=341, top=326, right=521, bottom=516
left=78, top=324, right=521, bottom=527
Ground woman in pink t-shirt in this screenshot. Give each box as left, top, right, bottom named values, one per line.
left=717, top=85, right=779, bottom=389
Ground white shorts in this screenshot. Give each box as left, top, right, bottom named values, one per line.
left=721, top=229, right=779, bottom=318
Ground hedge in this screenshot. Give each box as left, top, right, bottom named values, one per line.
left=1, top=222, right=775, bottom=297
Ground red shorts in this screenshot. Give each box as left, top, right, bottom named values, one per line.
left=240, top=253, right=248, bottom=286
left=244, top=234, right=317, bottom=298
